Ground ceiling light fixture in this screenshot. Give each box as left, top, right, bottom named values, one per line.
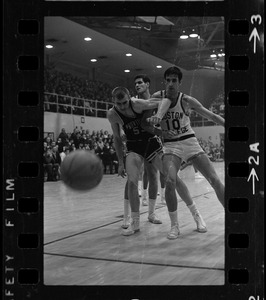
left=45, top=45, right=53, bottom=49
left=84, top=37, right=92, bottom=41
left=180, top=34, right=189, bottom=39
left=189, top=29, right=198, bottom=38
left=126, top=53, right=132, bottom=57
left=210, top=54, right=217, bottom=58
left=189, top=33, right=199, bottom=38
left=90, top=59, right=97, bottom=62
left=124, top=70, right=130, bottom=73
left=156, top=65, right=162, bottom=69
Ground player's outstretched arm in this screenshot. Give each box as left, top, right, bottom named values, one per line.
left=155, top=98, right=171, bottom=121
left=141, top=110, right=163, bottom=137
left=145, top=91, right=172, bottom=125
left=132, top=97, right=162, bottom=112
left=185, top=95, right=225, bottom=126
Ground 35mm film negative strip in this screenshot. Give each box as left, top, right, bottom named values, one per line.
left=3, top=0, right=264, bottom=299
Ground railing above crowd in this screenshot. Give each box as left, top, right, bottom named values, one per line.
left=44, top=92, right=113, bottom=119
left=44, top=92, right=223, bottom=127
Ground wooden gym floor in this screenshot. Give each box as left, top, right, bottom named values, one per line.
left=44, top=162, right=225, bottom=285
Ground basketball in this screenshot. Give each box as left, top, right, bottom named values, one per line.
left=60, top=150, right=103, bottom=191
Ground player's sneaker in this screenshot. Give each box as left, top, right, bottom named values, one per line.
left=167, top=225, right=180, bottom=240
left=193, top=212, right=207, bottom=232
left=195, top=172, right=204, bottom=179
left=121, top=216, right=131, bottom=229
left=142, top=189, right=148, bottom=200
left=148, top=213, right=162, bottom=224
left=122, top=218, right=140, bottom=236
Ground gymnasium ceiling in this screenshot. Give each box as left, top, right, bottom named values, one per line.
left=45, top=16, right=224, bottom=81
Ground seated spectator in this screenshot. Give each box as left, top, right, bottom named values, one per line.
left=84, top=144, right=90, bottom=151
left=58, top=95, right=71, bottom=114
left=44, top=136, right=52, bottom=146
left=51, top=145, right=61, bottom=180
left=214, top=146, right=221, bottom=160
left=43, top=148, right=59, bottom=181
left=102, top=142, right=112, bottom=174
left=60, top=146, right=69, bottom=162
left=44, top=141, right=48, bottom=152
left=56, top=138, right=64, bottom=154
left=97, top=138, right=104, bottom=150
left=58, top=128, right=69, bottom=147
left=109, top=147, right=118, bottom=174
left=85, top=100, right=95, bottom=116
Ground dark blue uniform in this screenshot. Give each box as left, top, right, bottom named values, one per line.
left=113, top=100, right=163, bottom=162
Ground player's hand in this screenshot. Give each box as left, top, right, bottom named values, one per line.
left=118, top=164, right=127, bottom=178
left=147, top=115, right=161, bottom=125
left=162, top=130, right=176, bottom=139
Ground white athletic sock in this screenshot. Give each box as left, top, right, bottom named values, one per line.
left=142, top=189, right=148, bottom=198
left=168, top=210, right=178, bottom=227
left=138, top=180, right=142, bottom=191
left=187, top=202, right=198, bottom=215
left=124, top=199, right=130, bottom=218
left=131, top=211, right=140, bottom=220
left=148, top=198, right=156, bottom=215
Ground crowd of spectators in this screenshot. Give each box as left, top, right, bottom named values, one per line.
left=44, top=67, right=113, bottom=102
left=43, top=127, right=121, bottom=181
left=44, top=126, right=224, bottom=182
left=44, top=67, right=115, bottom=117
left=44, top=67, right=136, bottom=117
left=198, top=137, right=224, bottom=161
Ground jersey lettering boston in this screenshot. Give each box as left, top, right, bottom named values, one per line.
left=162, top=111, right=184, bottom=120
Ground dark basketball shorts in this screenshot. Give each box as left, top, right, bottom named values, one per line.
left=126, top=136, right=163, bottom=163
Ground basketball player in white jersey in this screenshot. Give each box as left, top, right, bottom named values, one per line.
left=148, top=66, right=225, bottom=239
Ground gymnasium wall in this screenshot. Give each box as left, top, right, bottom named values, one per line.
left=44, top=112, right=112, bottom=138
left=193, top=126, right=224, bottom=146
left=181, top=69, right=224, bottom=108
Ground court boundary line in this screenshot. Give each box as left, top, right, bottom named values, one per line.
left=44, top=191, right=215, bottom=246
left=44, top=251, right=224, bottom=272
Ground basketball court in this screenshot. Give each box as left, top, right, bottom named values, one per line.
left=44, top=161, right=224, bottom=285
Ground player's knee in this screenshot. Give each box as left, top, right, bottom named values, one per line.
left=165, top=174, right=176, bottom=187
left=127, top=178, right=138, bottom=189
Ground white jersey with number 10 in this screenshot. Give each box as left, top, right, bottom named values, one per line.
left=160, top=91, right=195, bottom=139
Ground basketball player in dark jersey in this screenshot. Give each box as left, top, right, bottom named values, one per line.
left=148, top=66, right=225, bottom=239
left=134, top=74, right=166, bottom=206
left=120, top=75, right=165, bottom=228
left=107, top=87, right=165, bottom=236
